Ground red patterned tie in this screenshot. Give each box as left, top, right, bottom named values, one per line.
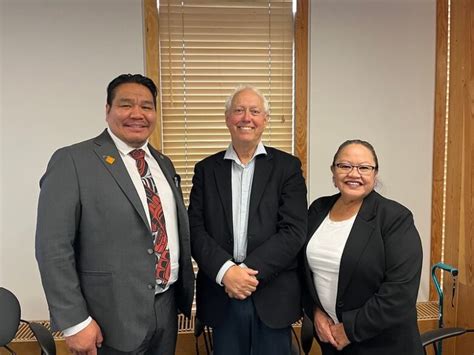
left=130, top=149, right=170, bottom=287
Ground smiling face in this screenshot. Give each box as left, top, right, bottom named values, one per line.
left=331, top=143, right=378, bottom=203
left=105, top=83, right=156, bottom=148
left=225, top=88, right=268, bottom=149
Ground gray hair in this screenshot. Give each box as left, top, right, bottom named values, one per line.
left=224, top=85, right=270, bottom=116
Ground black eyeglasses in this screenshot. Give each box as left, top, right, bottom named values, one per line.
left=335, top=163, right=376, bottom=175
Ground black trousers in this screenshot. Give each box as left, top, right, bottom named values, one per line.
left=212, top=298, right=292, bottom=355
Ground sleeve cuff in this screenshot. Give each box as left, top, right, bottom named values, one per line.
left=62, top=316, right=92, bottom=337
left=216, top=260, right=236, bottom=285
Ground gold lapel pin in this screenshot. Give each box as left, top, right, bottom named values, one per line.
left=104, top=155, right=115, bottom=165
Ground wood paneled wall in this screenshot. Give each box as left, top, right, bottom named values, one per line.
left=431, top=0, right=474, bottom=354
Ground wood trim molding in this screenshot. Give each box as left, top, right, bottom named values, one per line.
left=143, top=0, right=162, bottom=150
left=431, top=0, right=474, bottom=353
left=295, top=0, right=309, bottom=179
left=430, top=0, right=448, bottom=301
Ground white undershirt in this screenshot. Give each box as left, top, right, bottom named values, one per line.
left=306, top=213, right=356, bottom=323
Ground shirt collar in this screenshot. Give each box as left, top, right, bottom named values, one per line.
left=107, top=128, right=151, bottom=157
left=224, top=142, right=267, bottom=164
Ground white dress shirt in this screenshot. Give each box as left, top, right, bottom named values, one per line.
left=215, top=142, right=267, bottom=285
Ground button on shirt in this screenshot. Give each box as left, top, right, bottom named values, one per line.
left=215, top=143, right=267, bottom=285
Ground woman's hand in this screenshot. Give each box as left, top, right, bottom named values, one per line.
left=313, top=307, right=337, bottom=347
left=330, top=323, right=351, bottom=350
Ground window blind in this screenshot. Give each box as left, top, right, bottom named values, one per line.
left=158, top=0, right=294, bottom=203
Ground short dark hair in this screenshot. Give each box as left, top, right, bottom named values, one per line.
left=106, top=73, right=157, bottom=108
left=332, top=139, right=379, bottom=171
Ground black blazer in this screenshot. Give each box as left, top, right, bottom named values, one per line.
left=302, top=191, right=423, bottom=355
left=188, top=147, right=307, bottom=328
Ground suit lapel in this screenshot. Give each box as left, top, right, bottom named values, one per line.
left=248, top=152, right=273, bottom=220
left=214, top=157, right=233, bottom=235
left=305, top=195, right=338, bottom=306
left=93, top=130, right=150, bottom=230
left=307, top=197, right=336, bottom=239
left=149, top=145, right=184, bottom=210
left=149, top=145, right=190, bottom=248
left=337, top=191, right=377, bottom=299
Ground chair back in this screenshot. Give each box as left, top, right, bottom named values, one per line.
left=0, top=287, right=21, bottom=347
left=29, top=322, right=57, bottom=355
left=300, top=313, right=314, bottom=355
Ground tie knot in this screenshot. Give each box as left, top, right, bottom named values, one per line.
left=130, top=149, right=145, bottom=161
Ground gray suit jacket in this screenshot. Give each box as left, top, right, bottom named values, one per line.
left=35, top=130, right=194, bottom=352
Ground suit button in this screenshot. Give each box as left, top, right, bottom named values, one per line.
left=337, top=301, right=344, bottom=308
left=147, top=284, right=155, bottom=290
left=147, top=248, right=154, bottom=255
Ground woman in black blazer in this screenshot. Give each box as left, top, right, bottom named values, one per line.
left=302, top=139, right=423, bottom=354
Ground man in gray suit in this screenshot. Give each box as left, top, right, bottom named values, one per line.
left=35, top=74, right=194, bottom=355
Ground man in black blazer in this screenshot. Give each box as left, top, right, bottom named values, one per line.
left=188, top=86, right=307, bottom=355
left=35, top=74, right=194, bottom=355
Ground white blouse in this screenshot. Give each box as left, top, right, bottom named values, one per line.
left=306, top=213, right=356, bottom=323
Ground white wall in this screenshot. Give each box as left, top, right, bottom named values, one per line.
left=0, top=0, right=144, bottom=319
left=308, top=0, right=435, bottom=301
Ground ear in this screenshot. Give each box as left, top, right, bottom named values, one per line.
left=330, top=166, right=337, bottom=187
left=263, top=113, right=269, bottom=128
left=225, top=114, right=231, bottom=128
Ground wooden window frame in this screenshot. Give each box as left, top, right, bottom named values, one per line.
left=143, top=0, right=308, bottom=179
